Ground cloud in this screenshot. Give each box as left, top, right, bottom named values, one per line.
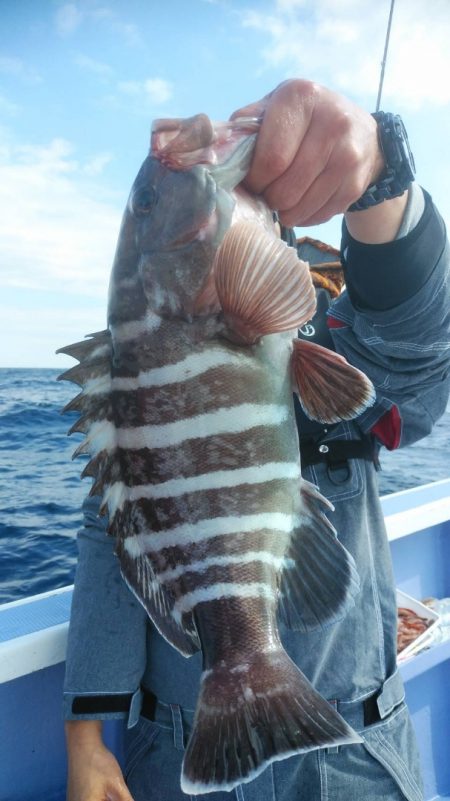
left=0, top=56, right=42, bottom=84
left=74, top=52, right=114, bottom=80
left=55, top=3, right=83, bottom=36
left=82, top=152, right=114, bottom=176
left=90, top=6, right=142, bottom=46
left=54, top=3, right=142, bottom=46
left=0, top=134, right=121, bottom=302
left=117, top=77, right=174, bottom=106
left=0, top=93, right=19, bottom=116
left=241, top=0, right=450, bottom=109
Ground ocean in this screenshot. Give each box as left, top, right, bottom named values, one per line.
left=0, top=367, right=449, bottom=605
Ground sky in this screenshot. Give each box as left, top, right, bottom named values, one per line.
left=1, top=0, right=449, bottom=368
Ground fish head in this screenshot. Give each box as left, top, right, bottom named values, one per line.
left=124, top=115, right=263, bottom=319
left=127, top=154, right=222, bottom=318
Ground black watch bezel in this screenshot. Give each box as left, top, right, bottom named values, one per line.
left=348, top=112, right=416, bottom=212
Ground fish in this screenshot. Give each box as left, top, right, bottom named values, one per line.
left=58, top=113, right=375, bottom=795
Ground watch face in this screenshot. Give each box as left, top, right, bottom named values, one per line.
left=348, top=112, right=415, bottom=211
left=397, top=118, right=416, bottom=182
left=380, top=113, right=416, bottom=184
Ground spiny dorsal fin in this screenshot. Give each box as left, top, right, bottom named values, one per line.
left=61, top=392, right=84, bottom=415
left=291, top=339, right=375, bottom=424
left=214, top=221, right=316, bottom=345
left=58, top=359, right=110, bottom=389
left=58, top=330, right=114, bottom=499
left=56, top=330, right=110, bottom=362
left=57, top=330, right=111, bottom=388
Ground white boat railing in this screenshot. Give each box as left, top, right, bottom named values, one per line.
left=0, top=585, right=72, bottom=683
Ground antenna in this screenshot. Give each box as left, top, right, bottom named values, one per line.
left=376, top=0, right=396, bottom=111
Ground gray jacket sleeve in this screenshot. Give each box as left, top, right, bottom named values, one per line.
left=63, top=494, right=148, bottom=723
left=330, top=185, right=450, bottom=448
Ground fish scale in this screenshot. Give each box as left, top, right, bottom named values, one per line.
left=58, top=114, right=376, bottom=794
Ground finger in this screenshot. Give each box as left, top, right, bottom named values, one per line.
left=239, top=80, right=317, bottom=195
left=293, top=156, right=375, bottom=226
left=273, top=125, right=375, bottom=227
left=106, top=776, right=135, bottom=801
left=229, top=97, right=269, bottom=121
left=277, top=170, right=340, bottom=227
left=299, top=183, right=365, bottom=226
left=262, top=124, right=334, bottom=213
left=279, top=171, right=364, bottom=228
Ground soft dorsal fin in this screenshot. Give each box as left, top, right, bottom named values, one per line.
left=291, top=339, right=376, bottom=424
left=278, top=480, right=360, bottom=632
left=214, top=221, right=316, bottom=345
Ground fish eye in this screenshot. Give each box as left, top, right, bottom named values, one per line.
left=132, top=186, right=156, bottom=216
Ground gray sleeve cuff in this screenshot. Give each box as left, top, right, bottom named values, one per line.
left=396, top=182, right=425, bottom=238
left=63, top=688, right=143, bottom=728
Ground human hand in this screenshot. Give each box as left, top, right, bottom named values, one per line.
left=65, top=721, right=134, bottom=801
left=230, top=79, right=385, bottom=228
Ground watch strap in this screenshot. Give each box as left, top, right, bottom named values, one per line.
left=348, top=112, right=415, bottom=212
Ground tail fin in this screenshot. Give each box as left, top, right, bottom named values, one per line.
left=181, top=648, right=361, bottom=795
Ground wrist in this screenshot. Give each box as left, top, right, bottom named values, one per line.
left=65, top=719, right=104, bottom=751
left=345, top=189, right=409, bottom=244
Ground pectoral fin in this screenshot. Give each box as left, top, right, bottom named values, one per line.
left=214, top=221, right=316, bottom=345
left=291, top=338, right=376, bottom=424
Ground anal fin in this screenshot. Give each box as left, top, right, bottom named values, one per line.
left=116, top=538, right=200, bottom=658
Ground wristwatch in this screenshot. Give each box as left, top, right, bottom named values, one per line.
left=348, top=112, right=416, bottom=211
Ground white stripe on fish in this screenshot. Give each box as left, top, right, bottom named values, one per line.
left=105, top=462, right=301, bottom=514
left=83, top=374, right=112, bottom=396
left=123, top=512, right=297, bottom=556
left=156, top=552, right=293, bottom=584
left=109, top=348, right=255, bottom=391
left=112, top=311, right=162, bottom=343
left=172, top=581, right=277, bottom=622
left=85, top=403, right=289, bottom=452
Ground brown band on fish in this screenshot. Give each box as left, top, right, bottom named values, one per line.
left=107, top=366, right=274, bottom=428
left=149, top=528, right=289, bottom=574
left=109, top=476, right=301, bottom=534
left=84, top=422, right=298, bottom=493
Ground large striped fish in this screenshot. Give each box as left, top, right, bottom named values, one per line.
left=59, top=114, right=375, bottom=794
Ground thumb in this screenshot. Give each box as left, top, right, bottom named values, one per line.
left=106, top=781, right=135, bottom=801
left=229, top=96, right=269, bottom=122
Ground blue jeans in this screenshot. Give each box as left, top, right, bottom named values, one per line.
left=123, top=695, right=423, bottom=801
